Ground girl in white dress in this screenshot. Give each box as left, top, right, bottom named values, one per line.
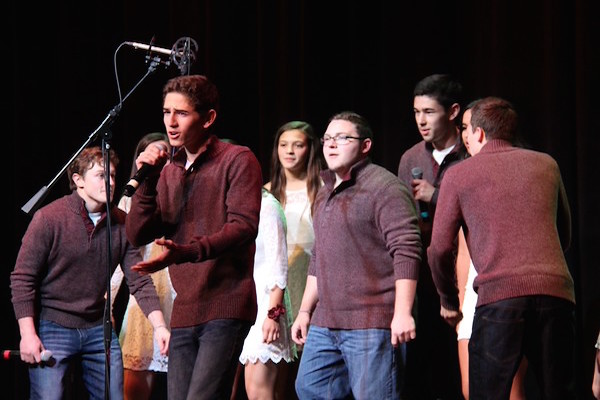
left=264, top=120, right=324, bottom=398
left=239, top=189, right=293, bottom=399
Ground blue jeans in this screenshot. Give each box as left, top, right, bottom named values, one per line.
left=29, top=319, right=123, bottom=400
left=167, top=319, right=251, bottom=400
left=469, top=295, right=575, bottom=400
left=296, top=326, right=402, bottom=400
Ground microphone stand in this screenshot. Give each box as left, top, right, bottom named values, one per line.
left=20, top=55, right=167, bottom=400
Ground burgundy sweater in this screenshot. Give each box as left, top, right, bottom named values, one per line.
left=126, top=136, right=262, bottom=328
left=309, top=159, right=422, bottom=329
left=398, top=140, right=462, bottom=245
left=428, top=140, right=575, bottom=310
left=11, top=192, right=160, bottom=328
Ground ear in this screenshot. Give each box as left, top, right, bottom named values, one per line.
left=72, top=173, right=84, bottom=189
left=448, top=103, right=461, bottom=122
left=475, top=127, right=486, bottom=144
left=203, top=109, right=217, bottom=129
left=361, top=138, right=372, bottom=154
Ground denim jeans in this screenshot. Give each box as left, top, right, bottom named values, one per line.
left=29, top=319, right=123, bottom=400
left=167, top=319, right=251, bottom=400
left=296, top=325, right=402, bottom=400
left=469, top=295, right=576, bottom=400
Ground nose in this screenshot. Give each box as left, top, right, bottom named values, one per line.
left=165, top=113, right=177, bottom=126
left=416, top=112, right=426, bottom=125
left=325, top=139, right=338, bottom=148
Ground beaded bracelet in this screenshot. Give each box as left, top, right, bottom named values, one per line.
left=267, top=304, right=286, bottom=322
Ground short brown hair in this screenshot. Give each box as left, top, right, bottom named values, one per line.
left=162, top=74, right=220, bottom=114
left=470, top=97, right=518, bottom=142
left=67, top=146, right=119, bottom=190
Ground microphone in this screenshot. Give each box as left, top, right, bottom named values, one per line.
left=122, top=143, right=169, bottom=197
left=3, top=350, right=53, bottom=362
left=125, top=41, right=173, bottom=56
left=411, top=167, right=430, bottom=221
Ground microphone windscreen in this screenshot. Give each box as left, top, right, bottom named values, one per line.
left=411, top=167, right=423, bottom=180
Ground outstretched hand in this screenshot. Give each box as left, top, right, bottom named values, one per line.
left=131, top=238, right=182, bottom=274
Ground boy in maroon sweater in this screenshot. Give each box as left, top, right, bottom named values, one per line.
left=125, top=75, right=262, bottom=400
left=10, top=146, right=168, bottom=399
left=428, top=97, right=575, bottom=399
left=291, top=111, right=421, bottom=399
left=398, top=73, right=464, bottom=399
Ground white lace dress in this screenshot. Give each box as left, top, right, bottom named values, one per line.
left=239, top=191, right=294, bottom=364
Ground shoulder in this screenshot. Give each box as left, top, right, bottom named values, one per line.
left=362, top=163, right=409, bottom=193
left=260, top=190, right=286, bottom=222
left=401, top=141, right=427, bottom=159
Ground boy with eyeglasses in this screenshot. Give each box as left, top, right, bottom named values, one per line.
left=291, top=111, right=421, bottom=399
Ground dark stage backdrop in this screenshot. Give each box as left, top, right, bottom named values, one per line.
left=6, top=1, right=599, bottom=399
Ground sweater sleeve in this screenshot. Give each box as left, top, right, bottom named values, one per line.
left=121, top=240, right=161, bottom=316
left=10, top=211, right=52, bottom=319
left=177, top=149, right=262, bottom=263
left=376, top=179, right=421, bottom=281
left=261, top=194, right=288, bottom=290
left=427, top=170, right=462, bottom=311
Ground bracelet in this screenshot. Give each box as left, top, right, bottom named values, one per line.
left=298, top=309, right=312, bottom=316
left=267, top=304, right=286, bottom=322
left=154, top=324, right=167, bottom=330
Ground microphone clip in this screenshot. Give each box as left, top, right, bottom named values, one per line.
left=145, top=54, right=171, bottom=71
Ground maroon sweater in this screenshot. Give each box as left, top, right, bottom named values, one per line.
left=398, top=140, right=462, bottom=245
left=11, top=192, right=160, bottom=328
left=428, top=140, right=575, bottom=310
left=126, top=136, right=262, bottom=328
left=309, top=159, right=421, bottom=329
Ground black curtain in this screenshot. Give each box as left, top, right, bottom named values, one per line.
left=6, top=1, right=599, bottom=398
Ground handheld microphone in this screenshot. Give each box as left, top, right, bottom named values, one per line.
left=411, top=167, right=430, bottom=221
left=3, top=349, right=53, bottom=362
left=122, top=143, right=169, bottom=197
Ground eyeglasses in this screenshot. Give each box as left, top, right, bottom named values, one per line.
left=320, top=135, right=365, bottom=145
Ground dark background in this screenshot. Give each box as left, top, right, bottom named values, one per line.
left=6, top=1, right=599, bottom=398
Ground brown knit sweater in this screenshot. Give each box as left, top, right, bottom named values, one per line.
left=126, top=136, right=262, bottom=328
left=11, top=192, right=160, bottom=328
left=428, top=139, right=575, bottom=311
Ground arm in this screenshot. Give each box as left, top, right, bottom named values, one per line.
left=260, top=193, right=288, bottom=344
left=390, top=279, right=417, bottom=347
left=11, top=212, right=52, bottom=364
left=291, top=275, right=318, bottom=345
left=263, top=287, right=285, bottom=344
left=455, top=228, right=470, bottom=333
left=147, top=310, right=170, bottom=356
left=427, top=173, right=462, bottom=312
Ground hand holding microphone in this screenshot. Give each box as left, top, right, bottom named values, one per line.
left=122, top=143, right=169, bottom=197
left=411, top=167, right=430, bottom=221
left=3, top=349, right=53, bottom=363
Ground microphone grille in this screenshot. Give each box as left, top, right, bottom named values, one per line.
left=411, top=167, right=423, bottom=179
left=40, top=350, right=53, bottom=362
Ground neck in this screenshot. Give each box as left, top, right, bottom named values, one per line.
left=432, top=127, right=459, bottom=151
left=285, top=168, right=307, bottom=183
